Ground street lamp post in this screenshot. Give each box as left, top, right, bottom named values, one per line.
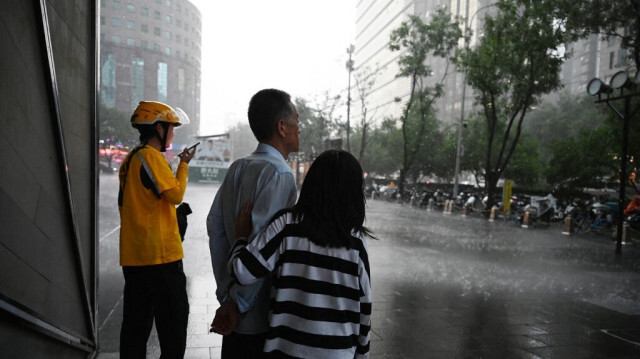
left=453, top=2, right=495, bottom=197
left=587, top=71, right=640, bottom=255
left=346, top=44, right=355, bottom=153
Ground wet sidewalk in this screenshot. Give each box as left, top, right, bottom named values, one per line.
left=96, top=176, right=640, bottom=358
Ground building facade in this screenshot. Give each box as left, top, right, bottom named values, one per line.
left=100, top=0, right=201, bottom=144
left=353, top=0, right=627, bottom=127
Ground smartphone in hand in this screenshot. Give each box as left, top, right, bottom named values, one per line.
left=178, top=142, right=200, bottom=158
left=186, top=141, right=200, bottom=154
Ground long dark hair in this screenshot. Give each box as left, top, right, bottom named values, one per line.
left=291, top=149, right=373, bottom=248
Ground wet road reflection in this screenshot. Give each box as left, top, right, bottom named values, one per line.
left=98, top=173, right=640, bottom=358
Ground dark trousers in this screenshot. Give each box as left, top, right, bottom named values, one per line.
left=120, top=260, right=189, bottom=359
left=222, top=331, right=267, bottom=359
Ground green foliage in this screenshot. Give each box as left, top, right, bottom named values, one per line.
left=562, top=0, right=640, bottom=71
left=523, top=93, right=606, bottom=159
left=99, top=104, right=138, bottom=148
left=457, top=0, right=579, bottom=205
left=357, top=118, right=403, bottom=176
left=389, top=9, right=463, bottom=193
left=459, top=115, right=486, bottom=180
left=501, top=134, right=544, bottom=186
left=295, top=97, right=336, bottom=160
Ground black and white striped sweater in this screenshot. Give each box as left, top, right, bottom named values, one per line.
left=229, top=212, right=372, bottom=359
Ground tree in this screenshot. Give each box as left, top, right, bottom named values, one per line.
left=457, top=0, right=580, bottom=207
left=458, top=115, right=487, bottom=187
left=353, top=66, right=379, bottom=164
left=523, top=93, right=604, bottom=160
left=227, top=122, right=257, bottom=160
left=389, top=9, right=463, bottom=197
left=99, top=104, right=138, bottom=148
left=564, top=0, right=640, bottom=72
left=359, top=118, right=403, bottom=178
left=295, top=97, right=332, bottom=160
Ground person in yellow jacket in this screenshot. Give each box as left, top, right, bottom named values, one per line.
left=118, top=101, right=196, bottom=358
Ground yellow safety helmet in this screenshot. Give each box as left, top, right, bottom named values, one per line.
left=130, top=101, right=190, bottom=128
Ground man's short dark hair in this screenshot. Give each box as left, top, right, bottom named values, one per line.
left=248, top=89, right=293, bottom=142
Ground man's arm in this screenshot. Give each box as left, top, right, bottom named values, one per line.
left=207, top=192, right=234, bottom=304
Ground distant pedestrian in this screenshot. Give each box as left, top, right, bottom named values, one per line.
left=118, top=101, right=196, bottom=358
left=229, top=149, right=373, bottom=359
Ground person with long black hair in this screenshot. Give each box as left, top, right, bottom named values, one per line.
left=229, top=149, right=373, bottom=358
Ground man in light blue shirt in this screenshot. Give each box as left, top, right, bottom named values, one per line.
left=207, top=89, right=299, bottom=358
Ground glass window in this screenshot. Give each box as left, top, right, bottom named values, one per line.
left=609, top=52, right=614, bottom=69
left=127, top=20, right=135, bottom=30
left=141, top=40, right=148, bottom=49
left=154, top=43, right=161, bottom=52
left=112, top=17, right=121, bottom=27
left=155, top=11, right=161, bottom=20
left=618, top=48, right=628, bottom=67
left=178, top=68, right=185, bottom=91
left=100, top=16, right=105, bottom=25
left=141, top=7, right=148, bottom=16
left=176, top=35, right=181, bottom=43
left=126, top=3, right=135, bottom=12
left=101, top=52, right=116, bottom=108
left=126, top=38, right=135, bottom=46
left=166, top=0, right=172, bottom=7
left=112, top=0, right=121, bottom=10
left=177, top=19, right=181, bottom=27
left=166, top=15, right=172, bottom=24
left=141, top=24, right=148, bottom=32
left=111, top=35, right=120, bottom=44
left=165, top=31, right=172, bottom=39
left=154, top=27, right=161, bottom=36
left=165, top=47, right=171, bottom=55
left=157, top=62, right=168, bottom=103
left=131, top=58, right=144, bottom=109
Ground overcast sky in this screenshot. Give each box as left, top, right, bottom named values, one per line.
left=189, top=0, right=357, bottom=136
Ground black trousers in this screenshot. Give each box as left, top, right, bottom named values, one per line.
left=120, top=260, right=189, bottom=359
left=222, top=331, right=267, bottom=359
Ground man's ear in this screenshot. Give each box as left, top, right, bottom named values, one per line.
left=277, top=119, right=287, bottom=137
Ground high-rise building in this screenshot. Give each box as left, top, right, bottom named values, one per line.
left=354, top=0, right=626, bottom=127
left=100, top=0, right=201, bottom=144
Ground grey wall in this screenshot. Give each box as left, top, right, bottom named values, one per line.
left=0, top=0, right=97, bottom=357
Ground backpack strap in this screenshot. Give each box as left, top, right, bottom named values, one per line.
left=118, top=145, right=145, bottom=207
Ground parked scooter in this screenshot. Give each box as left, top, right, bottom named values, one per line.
left=522, top=194, right=559, bottom=223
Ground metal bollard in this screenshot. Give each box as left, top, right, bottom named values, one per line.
left=489, top=206, right=498, bottom=222
left=462, top=204, right=468, bottom=217
left=443, top=200, right=452, bottom=215
left=521, top=210, right=531, bottom=228
left=427, top=198, right=434, bottom=211
left=562, top=215, right=573, bottom=235
left=622, top=222, right=630, bottom=243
